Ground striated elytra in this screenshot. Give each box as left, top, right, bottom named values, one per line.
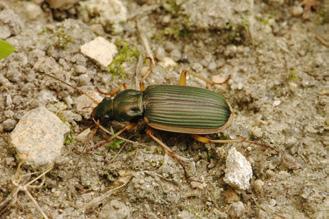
left=92, top=84, right=232, bottom=134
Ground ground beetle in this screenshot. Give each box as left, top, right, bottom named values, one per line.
left=91, top=71, right=236, bottom=146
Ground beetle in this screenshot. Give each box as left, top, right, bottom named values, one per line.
left=92, top=84, right=232, bottom=136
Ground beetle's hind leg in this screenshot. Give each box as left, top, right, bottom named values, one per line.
left=146, top=129, right=195, bottom=178
left=192, top=135, right=277, bottom=152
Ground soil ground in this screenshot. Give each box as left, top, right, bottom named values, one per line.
left=0, top=0, right=328, bottom=218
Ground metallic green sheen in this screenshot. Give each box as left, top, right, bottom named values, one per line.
left=143, top=85, right=231, bottom=129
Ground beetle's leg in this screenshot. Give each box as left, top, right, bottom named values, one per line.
left=179, top=70, right=188, bottom=86
left=193, top=135, right=277, bottom=151
left=192, top=135, right=244, bottom=144
left=96, top=87, right=121, bottom=97
left=139, top=81, right=145, bottom=92
left=86, top=123, right=136, bottom=152
left=146, top=129, right=193, bottom=177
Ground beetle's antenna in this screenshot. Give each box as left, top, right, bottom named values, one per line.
left=43, top=72, right=99, bottom=104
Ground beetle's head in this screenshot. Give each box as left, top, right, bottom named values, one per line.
left=92, top=97, right=114, bottom=124
left=92, top=89, right=143, bottom=124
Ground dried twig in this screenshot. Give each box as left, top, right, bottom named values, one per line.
left=83, top=175, right=133, bottom=212
left=315, top=34, right=329, bottom=48
left=136, top=20, right=155, bottom=81
left=0, top=164, right=53, bottom=219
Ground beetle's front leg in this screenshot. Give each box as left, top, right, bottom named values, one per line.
left=86, top=122, right=137, bottom=152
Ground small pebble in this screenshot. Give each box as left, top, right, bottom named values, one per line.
left=291, top=5, right=303, bottom=17
left=5, top=94, right=13, bottom=108
left=76, top=128, right=91, bottom=142
left=191, top=63, right=203, bottom=72
left=81, top=37, right=117, bottom=67
left=158, top=57, right=176, bottom=68
left=251, top=127, right=263, bottom=138
left=212, top=75, right=228, bottom=84
left=24, top=1, right=43, bottom=20
left=177, top=210, right=195, bottom=219
left=208, top=61, right=217, bottom=71
left=4, top=110, right=15, bottom=118
left=164, top=41, right=176, bottom=52
left=269, top=199, right=276, bottom=207
left=224, top=45, right=237, bottom=57
left=273, top=100, right=281, bottom=107
left=75, top=65, right=87, bottom=74
left=228, top=201, right=245, bottom=218
left=224, top=147, right=253, bottom=190
left=155, top=46, right=166, bottom=61
left=38, top=89, right=57, bottom=105
left=78, top=74, right=90, bottom=86
left=64, top=96, right=73, bottom=108
left=0, top=26, right=11, bottom=39
left=2, top=119, right=17, bottom=132
left=252, top=179, right=264, bottom=194
left=170, top=49, right=182, bottom=61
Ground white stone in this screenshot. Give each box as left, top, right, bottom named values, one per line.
left=10, top=107, right=70, bottom=166
left=273, top=100, right=281, bottom=106
left=224, top=147, right=252, bottom=190
left=81, top=37, right=117, bottom=67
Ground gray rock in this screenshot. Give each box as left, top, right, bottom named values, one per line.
left=224, top=147, right=252, bottom=190
left=10, top=106, right=69, bottom=166
left=2, top=118, right=17, bottom=132
left=100, top=200, right=131, bottom=219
